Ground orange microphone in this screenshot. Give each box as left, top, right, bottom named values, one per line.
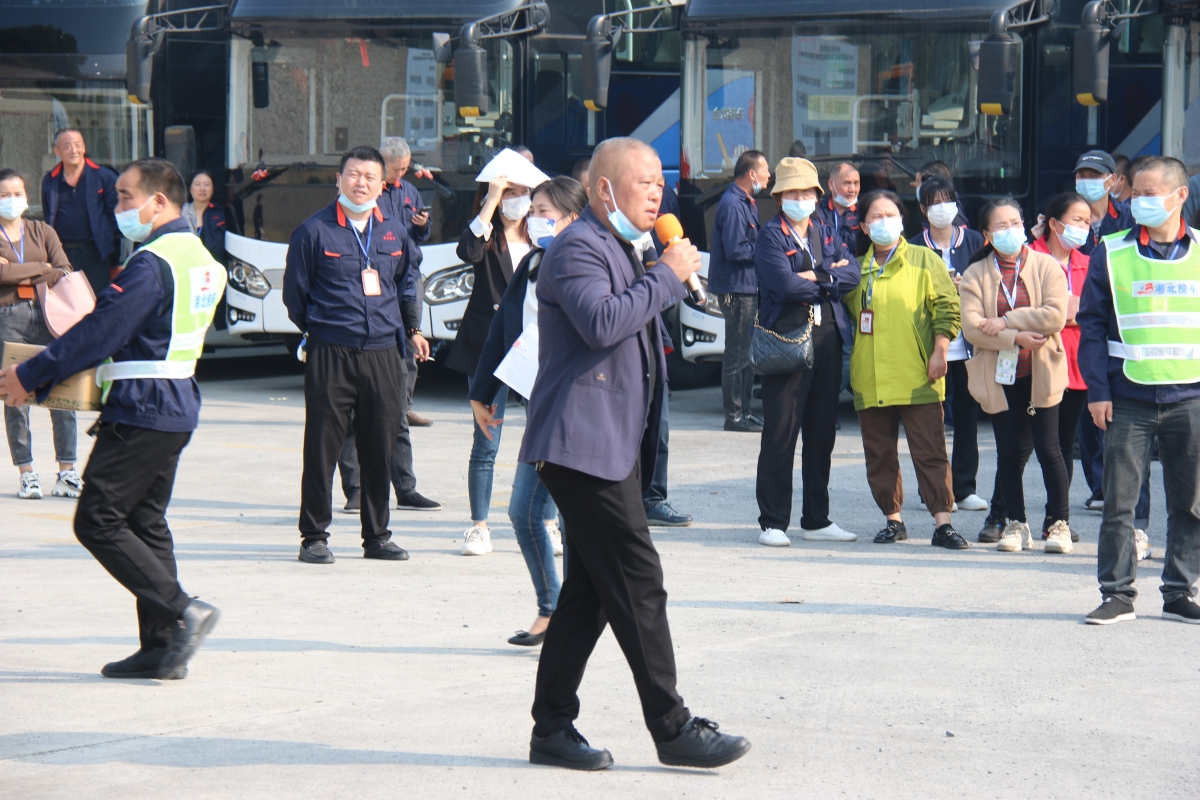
left=653, top=213, right=706, bottom=305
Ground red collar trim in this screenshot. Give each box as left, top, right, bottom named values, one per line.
left=1108, top=199, right=1119, bottom=219
left=1137, top=217, right=1190, bottom=247
left=50, top=163, right=62, bottom=177
left=336, top=202, right=385, bottom=228
left=85, top=158, right=99, bottom=170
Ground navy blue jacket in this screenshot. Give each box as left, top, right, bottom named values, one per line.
left=193, top=202, right=228, bottom=264
left=1080, top=197, right=1133, bottom=257
left=17, top=218, right=204, bottom=433
left=282, top=200, right=418, bottom=353
left=813, top=195, right=859, bottom=253
left=519, top=207, right=685, bottom=486
left=754, top=214, right=861, bottom=342
left=908, top=226, right=986, bottom=278
left=708, top=183, right=760, bottom=294
left=41, top=159, right=120, bottom=260
left=1079, top=222, right=1200, bottom=405
left=381, top=178, right=430, bottom=266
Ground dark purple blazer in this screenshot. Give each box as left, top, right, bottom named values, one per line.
left=518, top=207, right=686, bottom=485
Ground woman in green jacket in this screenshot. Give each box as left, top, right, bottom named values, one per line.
left=844, top=190, right=968, bottom=549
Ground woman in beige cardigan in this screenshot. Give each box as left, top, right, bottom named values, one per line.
left=960, top=198, right=1071, bottom=554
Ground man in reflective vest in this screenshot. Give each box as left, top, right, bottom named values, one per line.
left=0, top=158, right=226, bottom=676
left=1078, top=155, right=1200, bottom=626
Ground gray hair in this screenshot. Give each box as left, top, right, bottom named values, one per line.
left=379, top=137, right=411, bottom=162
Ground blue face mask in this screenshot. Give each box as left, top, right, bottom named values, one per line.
left=601, top=179, right=652, bottom=247
left=1055, top=222, right=1089, bottom=251
left=990, top=227, right=1027, bottom=256
left=1131, top=194, right=1177, bottom=229
left=781, top=199, right=815, bottom=222
left=867, top=216, right=904, bottom=246
left=1075, top=178, right=1108, bottom=204
left=338, top=193, right=377, bottom=215
left=115, top=197, right=157, bottom=243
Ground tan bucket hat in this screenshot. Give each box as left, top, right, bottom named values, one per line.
left=771, top=157, right=823, bottom=197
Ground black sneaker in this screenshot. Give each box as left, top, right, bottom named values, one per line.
left=873, top=520, right=907, bottom=544
left=299, top=541, right=335, bottom=564
left=341, top=491, right=360, bottom=514
left=978, top=516, right=1005, bottom=543
left=932, top=524, right=970, bottom=550
left=1085, top=489, right=1104, bottom=511
left=1162, top=596, right=1200, bottom=624
left=363, top=540, right=410, bottom=560
left=101, top=647, right=186, bottom=680
left=723, top=417, right=763, bottom=433
left=157, top=599, right=219, bottom=679
left=529, top=725, right=613, bottom=770
left=1085, top=596, right=1136, bottom=625
left=656, top=717, right=751, bottom=769
left=646, top=500, right=693, bottom=527
left=396, top=491, right=442, bottom=511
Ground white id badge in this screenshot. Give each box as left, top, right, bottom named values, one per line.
left=361, top=268, right=381, bottom=296
left=995, top=348, right=1019, bottom=385
left=859, top=309, right=874, bottom=335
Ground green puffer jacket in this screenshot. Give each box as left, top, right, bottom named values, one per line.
left=843, top=237, right=961, bottom=410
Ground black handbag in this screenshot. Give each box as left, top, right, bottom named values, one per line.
left=749, top=306, right=815, bottom=375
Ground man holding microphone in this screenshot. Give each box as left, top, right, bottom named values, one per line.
left=519, top=137, right=750, bottom=770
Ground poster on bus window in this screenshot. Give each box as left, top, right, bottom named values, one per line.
left=792, top=36, right=859, bottom=157
left=405, top=49, right=438, bottom=150
left=705, top=69, right=755, bottom=173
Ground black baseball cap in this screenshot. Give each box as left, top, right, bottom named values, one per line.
left=1074, top=150, right=1116, bottom=175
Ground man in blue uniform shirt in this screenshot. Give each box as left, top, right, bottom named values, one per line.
left=283, top=146, right=428, bottom=565
left=814, top=162, right=860, bottom=252
left=1, top=158, right=223, bottom=680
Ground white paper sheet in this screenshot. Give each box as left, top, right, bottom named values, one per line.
left=494, top=324, right=540, bottom=399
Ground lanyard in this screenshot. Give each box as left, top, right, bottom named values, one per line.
left=0, top=222, right=23, bottom=264
left=1166, top=239, right=1185, bottom=261
left=995, top=255, right=1022, bottom=311
left=1059, top=258, right=1073, bottom=295
left=350, top=216, right=373, bottom=270
left=865, top=246, right=894, bottom=308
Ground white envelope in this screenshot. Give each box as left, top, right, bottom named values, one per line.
left=474, top=148, right=551, bottom=189
left=494, top=323, right=540, bottom=400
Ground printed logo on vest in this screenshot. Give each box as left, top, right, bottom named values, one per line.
left=189, top=266, right=220, bottom=313
left=1133, top=281, right=1200, bottom=297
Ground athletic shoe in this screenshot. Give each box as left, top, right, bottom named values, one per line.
left=1162, top=596, right=1200, bottom=624
left=1085, top=490, right=1104, bottom=511
left=1044, top=520, right=1074, bottom=554
left=931, top=523, right=970, bottom=550
left=545, top=519, right=564, bottom=556
left=723, top=417, right=763, bottom=433
left=52, top=469, right=82, bottom=498
left=873, top=520, right=907, bottom=544
left=978, top=516, right=1005, bottom=543
left=462, top=525, right=492, bottom=555
left=758, top=528, right=791, bottom=547
left=397, top=491, right=442, bottom=511
left=997, top=521, right=1033, bottom=552
left=646, top=500, right=693, bottom=527
left=18, top=471, right=42, bottom=499
left=801, top=523, right=857, bottom=541
left=1085, top=596, right=1135, bottom=625
left=1043, top=517, right=1080, bottom=542
left=341, top=491, right=361, bottom=514
left=1134, top=529, right=1151, bottom=562
left=745, top=413, right=765, bottom=428
left=956, top=493, right=989, bottom=511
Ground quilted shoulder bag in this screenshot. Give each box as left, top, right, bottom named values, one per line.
left=749, top=306, right=815, bottom=375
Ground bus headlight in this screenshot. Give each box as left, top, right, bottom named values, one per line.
left=228, top=258, right=272, bottom=298
left=425, top=264, right=474, bottom=305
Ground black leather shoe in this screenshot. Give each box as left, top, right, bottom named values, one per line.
left=873, top=520, right=907, bottom=543
left=978, top=516, right=1005, bottom=543
left=364, top=540, right=410, bottom=560
left=656, top=717, right=751, bottom=769
left=508, top=630, right=545, bottom=646
left=723, top=417, right=763, bottom=433
left=529, top=725, right=613, bottom=770
left=396, top=492, right=442, bottom=511
left=932, top=524, right=970, bottom=550
left=341, top=491, right=360, bottom=514
left=299, top=541, right=335, bottom=564
left=101, top=647, right=185, bottom=680
left=156, top=599, right=219, bottom=679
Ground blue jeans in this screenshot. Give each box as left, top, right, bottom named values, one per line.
left=468, top=377, right=508, bottom=522
left=509, top=461, right=562, bottom=617
left=642, top=390, right=670, bottom=509
left=1098, top=397, right=1200, bottom=604
left=1079, top=412, right=1154, bottom=525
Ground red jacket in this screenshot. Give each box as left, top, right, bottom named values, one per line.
left=1030, top=236, right=1089, bottom=391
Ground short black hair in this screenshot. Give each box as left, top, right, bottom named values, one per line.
left=531, top=176, right=588, bottom=219
left=1112, top=153, right=1131, bottom=179
left=339, top=146, right=386, bottom=175
left=917, top=176, right=957, bottom=207
left=571, top=157, right=591, bottom=183
left=1131, top=155, right=1189, bottom=190
left=789, top=140, right=808, bottom=158
left=854, top=189, right=906, bottom=257
left=1043, top=192, right=1089, bottom=225
left=969, top=196, right=1024, bottom=262
left=734, top=149, right=767, bottom=179
left=917, top=160, right=953, bottom=182
left=0, top=168, right=25, bottom=187
left=124, top=158, right=186, bottom=207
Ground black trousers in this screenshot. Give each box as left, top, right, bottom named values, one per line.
left=300, top=338, right=406, bottom=544
left=74, top=423, right=192, bottom=650
left=947, top=360, right=981, bottom=501
left=1057, top=388, right=1089, bottom=488
left=62, top=241, right=111, bottom=296
left=990, top=377, right=1070, bottom=524
left=533, top=460, right=690, bottom=743
left=756, top=320, right=843, bottom=532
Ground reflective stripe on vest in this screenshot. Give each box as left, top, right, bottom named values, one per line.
left=1105, top=228, right=1200, bottom=385
left=96, top=232, right=226, bottom=398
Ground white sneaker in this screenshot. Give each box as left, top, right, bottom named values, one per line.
left=997, top=521, right=1032, bottom=552
left=545, top=519, right=563, bottom=556
left=18, top=471, right=42, bottom=500
left=52, top=469, right=83, bottom=498
left=759, top=528, right=791, bottom=547
left=919, top=500, right=959, bottom=512
left=1134, top=529, right=1151, bottom=562
left=801, top=523, right=857, bottom=542
left=957, top=494, right=989, bottom=512
left=1044, top=520, right=1074, bottom=554
left=461, top=525, right=492, bottom=556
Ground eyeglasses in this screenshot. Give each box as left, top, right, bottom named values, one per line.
left=990, top=220, right=1025, bottom=232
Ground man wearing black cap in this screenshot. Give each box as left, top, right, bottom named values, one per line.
left=1074, top=150, right=1133, bottom=257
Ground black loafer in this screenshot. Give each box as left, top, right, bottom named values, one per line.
left=156, top=599, right=219, bottom=679
left=530, top=725, right=613, bottom=770
left=299, top=541, right=335, bottom=564
left=364, top=540, right=410, bottom=560
left=101, top=647, right=185, bottom=680
left=874, top=520, right=907, bottom=543
left=723, top=418, right=763, bottom=433
left=656, top=717, right=751, bottom=769
left=978, top=517, right=1005, bottom=543
left=508, top=630, right=545, bottom=646
left=932, top=524, right=970, bottom=550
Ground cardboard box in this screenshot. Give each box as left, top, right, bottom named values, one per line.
left=1, top=341, right=102, bottom=411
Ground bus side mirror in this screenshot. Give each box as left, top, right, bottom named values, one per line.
left=1073, top=0, right=1126, bottom=106
left=125, top=18, right=153, bottom=104
left=432, top=33, right=453, bottom=64
left=977, top=11, right=1019, bottom=115
left=454, top=23, right=489, bottom=117
left=251, top=47, right=270, bottom=109
left=582, top=15, right=613, bottom=112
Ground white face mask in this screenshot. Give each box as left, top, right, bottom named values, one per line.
left=0, top=196, right=29, bottom=220
left=926, top=202, right=958, bottom=229
left=526, top=216, right=557, bottom=247
left=501, top=195, right=531, bottom=221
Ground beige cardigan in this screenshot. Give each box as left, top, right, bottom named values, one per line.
left=959, top=248, right=1068, bottom=413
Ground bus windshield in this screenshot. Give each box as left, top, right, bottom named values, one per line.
left=682, top=22, right=1023, bottom=195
